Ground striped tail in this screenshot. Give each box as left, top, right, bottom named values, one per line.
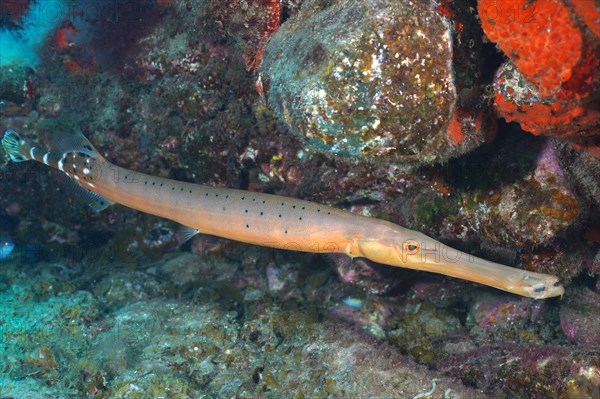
left=2, top=130, right=31, bottom=162
left=2, top=129, right=63, bottom=166
left=2, top=129, right=113, bottom=211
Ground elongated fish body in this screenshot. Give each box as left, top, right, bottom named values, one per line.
left=80, top=157, right=382, bottom=255
left=2, top=130, right=565, bottom=299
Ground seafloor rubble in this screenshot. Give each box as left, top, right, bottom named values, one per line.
left=0, top=249, right=493, bottom=398
left=0, top=0, right=599, bottom=398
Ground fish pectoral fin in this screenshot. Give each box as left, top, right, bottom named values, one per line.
left=59, top=174, right=113, bottom=212
left=177, top=226, right=200, bottom=246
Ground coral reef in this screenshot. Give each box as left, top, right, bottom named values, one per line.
left=0, top=250, right=490, bottom=398
left=449, top=133, right=585, bottom=251
left=556, top=139, right=600, bottom=209
left=435, top=343, right=599, bottom=399
left=559, top=286, right=600, bottom=346
left=0, top=0, right=598, bottom=397
left=0, top=64, right=36, bottom=116
left=212, top=0, right=283, bottom=71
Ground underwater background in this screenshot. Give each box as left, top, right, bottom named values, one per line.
left=0, top=0, right=599, bottom=398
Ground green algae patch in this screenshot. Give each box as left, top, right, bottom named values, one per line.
left=388, top=301, right=461, bottom=365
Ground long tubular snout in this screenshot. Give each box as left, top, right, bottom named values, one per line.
left=407, top=243, right=565, bottom=299
left=355, top=228, right=565, bottom=299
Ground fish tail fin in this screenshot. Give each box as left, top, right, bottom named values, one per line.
left=3, top=129, right=114, bottom=212
left=2, top=130, right=104, bottom=169
left=2, top=130, right=32, bottom=162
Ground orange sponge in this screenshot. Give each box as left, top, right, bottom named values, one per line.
left=493, top=62, right=599, bottom=140
left=478, top=0, right=598, bottom=99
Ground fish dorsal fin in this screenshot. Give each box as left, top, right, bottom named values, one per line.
left=51, top=131, right=100, bottom=157
left=58, top=173, right=113, bottom=212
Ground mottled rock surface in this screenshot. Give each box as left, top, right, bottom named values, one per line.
left=261, top=0, right=490, bottom=164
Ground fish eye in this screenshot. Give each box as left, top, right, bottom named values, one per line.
left=403, top=240, right=420, bottom=255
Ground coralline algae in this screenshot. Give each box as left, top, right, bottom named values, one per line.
left=260, top=0, right=490, bottom=164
